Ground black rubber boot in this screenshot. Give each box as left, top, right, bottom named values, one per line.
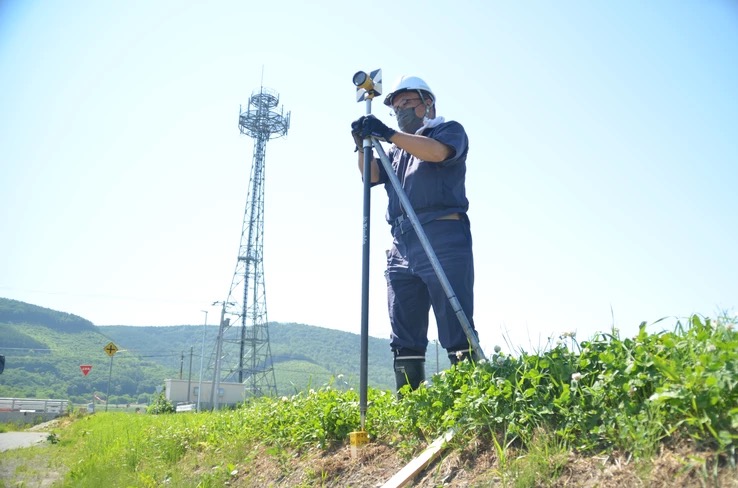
left=394, top=355, right=425, bottom=395
left=448, top=348, right=480, bottom=365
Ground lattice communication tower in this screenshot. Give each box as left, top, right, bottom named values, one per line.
left=209, top=86, right=290, bottom=405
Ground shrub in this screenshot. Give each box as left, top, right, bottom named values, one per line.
left=146, top=392, right=174, bottom=414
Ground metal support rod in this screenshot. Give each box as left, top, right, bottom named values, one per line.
left=359, top=97, right=372, bottom=430
left=372, top=139, right=486, bottom=361
left=105, top=355, right=113, bottom=412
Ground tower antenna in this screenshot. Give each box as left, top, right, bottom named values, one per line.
left=209, top=82, right=290, bottom=409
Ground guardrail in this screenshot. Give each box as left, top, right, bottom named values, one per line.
left=0, top=398, right=70, bottom=414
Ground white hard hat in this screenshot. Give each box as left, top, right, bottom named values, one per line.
left=383, top=75, right=435, bottom=106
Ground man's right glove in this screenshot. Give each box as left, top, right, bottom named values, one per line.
left=360, top=115, right=396, bottom=143
left=351, top=116, right=365, bottom=151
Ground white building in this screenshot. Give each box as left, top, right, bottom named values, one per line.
left=164, top=379, right=246, bottom=410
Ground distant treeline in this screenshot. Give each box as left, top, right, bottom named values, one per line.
left=0, top=297, right=95, bottom=332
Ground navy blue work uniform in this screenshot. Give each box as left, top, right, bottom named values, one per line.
left=374, top=120, right=478, bottom=358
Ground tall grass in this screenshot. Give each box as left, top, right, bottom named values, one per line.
left=40, top=314, right=738, bottom=486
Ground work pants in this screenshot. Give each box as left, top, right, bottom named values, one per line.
left=386, top=216, right=477, bottom=356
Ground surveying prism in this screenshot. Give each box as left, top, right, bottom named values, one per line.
left=353, top=69, right=382, bottom=102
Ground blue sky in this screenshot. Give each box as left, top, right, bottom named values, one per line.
left=1, top=0, right=736, bottom=355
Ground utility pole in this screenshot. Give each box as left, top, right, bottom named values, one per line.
left=196, top=310, right=208, bottom=412
left=187, top=346, right=193, bottom=403
left=210, top=301, right=231, bottom=410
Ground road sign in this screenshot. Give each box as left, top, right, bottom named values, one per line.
left=80, top=365, right=92, bottom=376
left=104, top=342, right=119, bottom=357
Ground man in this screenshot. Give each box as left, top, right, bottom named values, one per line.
left=351, top=75, right=479, bottom=393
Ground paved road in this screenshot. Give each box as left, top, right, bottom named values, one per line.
left=0, top=431, right=49, bottom=452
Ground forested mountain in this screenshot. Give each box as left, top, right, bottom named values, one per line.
left=0, top=298, right=451, bottom=403
left=0, top=298, right=173, bottom=404
left=0, top=298, right=94, bottom=332
left=100, top=322, right=401, bottom=394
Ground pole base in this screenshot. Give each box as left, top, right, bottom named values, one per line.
left=349, top=430, right=369, bottom=459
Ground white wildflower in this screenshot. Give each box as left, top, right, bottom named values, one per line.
left=455, top=350, right=465, bottom=359
left=496, top=356, right=505, bottom=366
left=494, top=345, right=502, bottom=353
left=571, top=372, right=583, bottom=382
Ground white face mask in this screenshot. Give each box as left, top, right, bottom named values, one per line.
left=396, top=107, right=424, bottom=133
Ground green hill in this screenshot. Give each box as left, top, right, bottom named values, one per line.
left=97, top=321, right=453, bottom=395
left=97, top=322, right=401, bottom=394
left=0, top=298, right=452, bottom=402
left=0, top=298, right=94, bottom=332
left=0, top=298, right=174, bottom=404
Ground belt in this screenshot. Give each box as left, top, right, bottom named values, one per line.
left=392, top=213, right=463, bottom=235
left=393, top=212, right=462, bottom=227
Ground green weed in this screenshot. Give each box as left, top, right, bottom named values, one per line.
left=10, top=314, right=736, bottom=487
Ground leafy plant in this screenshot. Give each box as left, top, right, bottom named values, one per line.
left=146, top=391, right=174, bottom=414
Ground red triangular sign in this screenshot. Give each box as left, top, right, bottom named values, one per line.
left=80, top=365, right=92, bottom=376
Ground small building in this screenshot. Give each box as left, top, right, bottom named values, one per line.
left=164, top=379, right=246, bottom=410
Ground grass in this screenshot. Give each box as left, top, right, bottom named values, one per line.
left=0, top=423, right=23, bottom=433
left=4, top=313, right=737, bottom=487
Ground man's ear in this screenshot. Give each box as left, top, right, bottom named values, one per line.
left=426, top=99, right=435, bottom=116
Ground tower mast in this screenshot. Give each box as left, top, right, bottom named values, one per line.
left=210, top=86, right=290, bottom=407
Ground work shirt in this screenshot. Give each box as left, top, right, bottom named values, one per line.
left=375, top=120, right=469, bottom=232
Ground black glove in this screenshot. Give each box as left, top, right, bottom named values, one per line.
left=361, top=115, right=396, bottom=143
left=351, top=116, right=365, bottom=151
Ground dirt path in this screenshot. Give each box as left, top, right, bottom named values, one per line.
left=0, top=419, right=66, bottom=486
left=0, top=431, right=50, bottom=452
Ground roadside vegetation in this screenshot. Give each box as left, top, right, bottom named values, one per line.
left=3, top=314, right=737, bottom=487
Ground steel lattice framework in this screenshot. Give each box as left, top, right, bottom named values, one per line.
left=209, top=87, right=290, bottom=407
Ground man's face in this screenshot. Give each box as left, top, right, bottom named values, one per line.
left=391, top=92, right=427, bottom=117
